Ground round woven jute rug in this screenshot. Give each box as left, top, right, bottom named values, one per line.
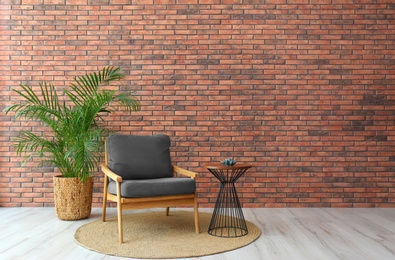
left=74, top=211, right=261, bottom=259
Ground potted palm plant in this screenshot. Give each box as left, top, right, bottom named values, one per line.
left=5, top=66, right=140, bottom=220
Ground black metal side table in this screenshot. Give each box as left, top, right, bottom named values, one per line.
left=206, top=163, right=252, bottom=238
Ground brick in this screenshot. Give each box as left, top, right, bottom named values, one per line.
left=65, top=0, right=87, bottom=4
left=1, top=1, right=395, bottom=208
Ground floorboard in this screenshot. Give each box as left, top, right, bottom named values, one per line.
left=1, top=207, right=394, bottom=260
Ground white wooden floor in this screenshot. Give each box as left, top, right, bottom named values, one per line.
left=1, top=207, right=395, bottom=260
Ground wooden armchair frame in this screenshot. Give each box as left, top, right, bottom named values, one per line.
left=102, top=153, right=200, bottom=243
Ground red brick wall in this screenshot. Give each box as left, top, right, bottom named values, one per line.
left=1, top=0, right=395, bottom=208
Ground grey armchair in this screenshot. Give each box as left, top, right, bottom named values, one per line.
left=101, top=134, right=200, bottom=243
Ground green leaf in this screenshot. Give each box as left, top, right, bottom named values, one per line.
left=6, top=66, right=140, bottom=181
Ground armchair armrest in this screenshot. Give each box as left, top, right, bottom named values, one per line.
left=172, top=164, right=198, bottom=179
left=101, top=165, right=123, bottom=183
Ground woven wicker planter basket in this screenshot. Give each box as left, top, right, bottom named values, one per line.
left=53, top=176, right=93, bottom=220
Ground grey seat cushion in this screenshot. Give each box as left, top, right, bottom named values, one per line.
left=108, top=177, right=196, bottom=198
left=106, top=134, right=173, bottom=180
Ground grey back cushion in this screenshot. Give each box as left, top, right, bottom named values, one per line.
left=106, top=134, right=173, bottom=180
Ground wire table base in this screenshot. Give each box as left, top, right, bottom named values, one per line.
left=206, top=164, right=252, bottom=238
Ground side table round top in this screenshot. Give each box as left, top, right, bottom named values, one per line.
left=205, top=163, right=252, bottom=170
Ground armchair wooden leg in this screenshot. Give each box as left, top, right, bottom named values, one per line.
left=166, top=207, right=170, bottom=216
left=194, top=196, right=200, bottom=234
left=117, top=202, right=123, bottom=244
left=102, top=196, right=107, bottom=222
left=116, top=182, right=123, bottom=243
left=102, top=178, right=108, bottom=222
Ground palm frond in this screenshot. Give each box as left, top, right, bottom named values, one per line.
left=13, top=132, right=56, bottom=165
left=5, top=84, right=64, bottom=129
left=115, top=91, right=141, bottom=112
left=7, top=66, right=140, bottom=180
left=67, top=66, right=125, bottom=106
